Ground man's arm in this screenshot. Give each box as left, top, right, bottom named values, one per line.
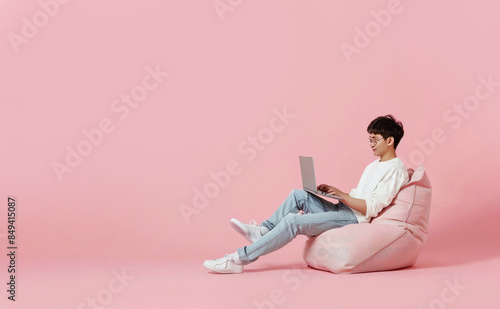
left=317, top=184, right=367, bottom=215
left=336, top=192, right=367, bottom=215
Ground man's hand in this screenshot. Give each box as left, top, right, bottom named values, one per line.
left=317, top=184, right=346, bottom=197
left=318, top=184, right=367, bottom=215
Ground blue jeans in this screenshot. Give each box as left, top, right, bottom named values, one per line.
left=237, top=189, right=359, bottom=265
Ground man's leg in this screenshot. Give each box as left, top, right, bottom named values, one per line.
left=260, top=189, right=329, bottom=231
left=231, top=189, right=325, bottom=243
left=237, top=196, right=358, bottom=265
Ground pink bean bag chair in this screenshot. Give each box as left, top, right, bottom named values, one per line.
left=303, top=164, right=432, bottom=274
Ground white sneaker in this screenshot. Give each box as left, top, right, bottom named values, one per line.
left=230, top=218, right=262, bottom=244
left=203, top=254, right=243, bottom=274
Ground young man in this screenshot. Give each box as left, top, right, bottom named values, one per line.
left=203, top=114, right=409, bottom=274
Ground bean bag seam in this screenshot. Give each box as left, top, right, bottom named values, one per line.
left=350, top=228, right=408, bottom=268
left=403, top=181, right=417, bottom=223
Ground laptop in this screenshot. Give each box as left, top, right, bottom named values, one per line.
left=299, top=156, right=343, bottom=200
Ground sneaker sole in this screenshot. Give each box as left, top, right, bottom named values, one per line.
left=229, top=218, right=253, bottom=243
left=203, top=261, right=243, bottom=274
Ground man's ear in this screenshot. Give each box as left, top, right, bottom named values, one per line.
left=387, top=136, right=395, bottom=147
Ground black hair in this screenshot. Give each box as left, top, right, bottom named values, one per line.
left=367, top=114, right=404, bottom=149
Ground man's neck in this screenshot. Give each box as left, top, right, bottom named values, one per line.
left=379, top=151, right=397, bottom=162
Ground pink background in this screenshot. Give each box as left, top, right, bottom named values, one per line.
left=1, top=0, right=499, bottom=308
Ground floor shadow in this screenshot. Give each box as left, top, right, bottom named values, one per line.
left=243, top=262, right=309, bottom=273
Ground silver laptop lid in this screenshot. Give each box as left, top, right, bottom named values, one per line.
left=299, top=156, right=317, bottom=191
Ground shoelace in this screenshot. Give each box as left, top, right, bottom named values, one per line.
left=215, top=254, right=231, bottom=262
left=247, top=220, right=258, bottom=228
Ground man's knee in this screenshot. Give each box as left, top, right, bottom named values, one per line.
left=290, top=188, right=307, bottom=200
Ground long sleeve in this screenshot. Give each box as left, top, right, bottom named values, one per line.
left=348, top=157, right=409, bottom=224
left=364, top=168, right=408, bottom=218
left=349, top=188, right=357, bottom=197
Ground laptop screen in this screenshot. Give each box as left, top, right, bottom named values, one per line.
left=299, top=156, right=317, bottom=191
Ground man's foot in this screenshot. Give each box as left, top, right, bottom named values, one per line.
left=230, top=218, right=263, bottom=244
left=203, top=254, right=243, bottom=274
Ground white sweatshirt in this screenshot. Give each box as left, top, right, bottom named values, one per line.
left=349, top=157, right=409, bottom=224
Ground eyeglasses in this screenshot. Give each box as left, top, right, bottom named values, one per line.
left=368, top=137, right=385, bottom=145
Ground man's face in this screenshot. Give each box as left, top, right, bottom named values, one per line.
left=368, top=133, right=387, bottom=157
